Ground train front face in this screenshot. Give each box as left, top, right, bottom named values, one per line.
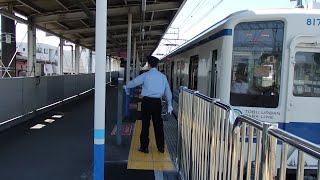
left=229, top=10, right=320, bottom=146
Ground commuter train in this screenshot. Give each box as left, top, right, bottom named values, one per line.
left=160, top=8, right=320, bottom=171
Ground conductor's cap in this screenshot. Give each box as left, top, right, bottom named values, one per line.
left=147, top=56, right=159, bottom=67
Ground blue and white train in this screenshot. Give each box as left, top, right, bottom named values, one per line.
left=161, top=7, right=320, bottom=170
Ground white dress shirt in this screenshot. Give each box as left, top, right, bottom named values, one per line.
left=126, top=68, right=172, bottom=107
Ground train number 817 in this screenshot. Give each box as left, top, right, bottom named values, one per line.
left=306, top=18, right=320, bottom=26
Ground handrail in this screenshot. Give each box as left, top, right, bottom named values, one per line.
left=268, top=127, right=320, bottom=159
left=177, top=87, right=320, bottom=180
left=233, top=115, right=264, bottom=131
left=180, top=86, right=194, bottom=94
left=214, top=101, right=231, bottom=111
left=180, top=86, right=214, bottom=103
left=194, top=92, right=213, bottom=102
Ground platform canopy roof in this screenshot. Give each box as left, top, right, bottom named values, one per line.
left=0, top=0, right=185, bottom=57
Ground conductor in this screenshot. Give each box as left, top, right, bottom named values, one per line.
left=123, top=56, right=173, bottom=153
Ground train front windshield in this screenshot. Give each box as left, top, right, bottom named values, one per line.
left=293, top=52, right=320, bottom=97
left=230, top=21, right=284, bottom=108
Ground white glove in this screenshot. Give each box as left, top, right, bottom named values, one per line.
left=168, top=106, right=173, bottom=115
left=123, top=85, right=128, bottom=93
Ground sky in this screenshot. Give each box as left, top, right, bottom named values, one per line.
left=15, top=25, right=66, bottom=49
left=152, top=0, right=307, bottom=58
left=11, top=0, right=315, bottom=55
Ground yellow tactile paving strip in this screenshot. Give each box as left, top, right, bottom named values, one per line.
left=137, top=102, right=141, bottom=112
left=127, top=120, right=174, bottom=171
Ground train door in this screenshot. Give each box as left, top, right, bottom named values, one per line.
left=210, top=50, right=218, bottom=97
left=286, top=36, right=320, bottom=144
left=166, top=63, right=170, bottom=77
left=188, top=55, right=199, bottom=90
left=170, top=61, right=174, bottom=90
left=176, top=61, right=180, bottom=91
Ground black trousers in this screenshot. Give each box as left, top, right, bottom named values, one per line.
left=140, top=97, right=164, bottom=149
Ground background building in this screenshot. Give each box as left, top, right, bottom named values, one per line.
left=12, top=42, right=92, bottom=76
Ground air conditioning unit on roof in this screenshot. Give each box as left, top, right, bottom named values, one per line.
left=310, top=1, right=320, bottom=9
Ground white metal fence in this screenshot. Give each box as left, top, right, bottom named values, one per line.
left=177, top=87, right=320, bottom=180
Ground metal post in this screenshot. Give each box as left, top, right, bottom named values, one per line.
left=133, top=37, right=136, bottom=78
left=1, top=3, right=16, bottom=77
left=260, top=123, right=272, bottom=180
left=231, top=130, right=240, bottom=180
left=125, top=13, right=132, bottom=118
left=89, top=50, right=93, bottom=73
left=60, top=38, right=64, bottom=75
left=239, top=123, right=247, bottom=180
left=94, top=0, right=107, bottom=179
left=317, top=160, right=320, bottom=180
left=27, top=24, right=35, bottom=77
left=141, top=53, right=144, bottom=68
left=296, top=151, right=305, bottom=180
left=70, top=45, right=74, bottom=74
left=279, top=143, right=288, bottom=180
left=246, top=126, right=254, bottom=180
left=109, top=56, right=112, bottom=84
left=131, top=37, right=137, bottom=95
left=117, top=77, right=124, bottom=145
left=254, top=130, right=262, bottom=180
left=136, top=53, right=140, bottom=77
left=269, top=135, right=277, bottom=178
left=75, top=44, right=80, bottom=74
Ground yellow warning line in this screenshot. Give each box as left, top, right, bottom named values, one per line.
left=127, top=120, right=174, bottom=171
left=137, top=102, right=141, bottom=112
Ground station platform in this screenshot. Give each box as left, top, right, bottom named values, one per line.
left=0, top=85, right=179, bottom=180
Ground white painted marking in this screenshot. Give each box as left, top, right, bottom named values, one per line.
left=52, top=115, right=63, bottom=118
left=63, top=95, right=78, bottom=101
left=30, top=124, right=46, bottom=129
left=79, top=89, right=93, bottom=95
left=36, top=101, right=61, bottom=111
left=0, top=111, right=34, bottom=126
left=94, top=139, right=105, bottom=144
left=44, top=119, right=55, bottom=123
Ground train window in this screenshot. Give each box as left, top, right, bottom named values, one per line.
left=176, top=61, right=180, bottom=91
left=189, top=55, right=199, bottom=90
left=211, top=50, right=218, bottom=98
left=170, top=61, right=174, bottom=91
left=293, top=52, right=320, bottom=97
left=230, top=21, right=284, bottom=108
left=166, top=64, right=170, bottom=78
left=180, top=61, right=185, bottom=87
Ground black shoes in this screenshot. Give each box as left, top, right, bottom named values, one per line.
left=138, top=147, right=149, bottom=153
left=158, top=148, right=164, bottom=153
left=138, top=147, right=164, bottom=153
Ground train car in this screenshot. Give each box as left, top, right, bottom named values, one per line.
left=162, top=7, right=320, bottom=171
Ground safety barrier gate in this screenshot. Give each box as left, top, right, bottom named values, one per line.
left=176, top=87, right=320, bottom=180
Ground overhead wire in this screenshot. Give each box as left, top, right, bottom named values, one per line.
left=180, top=0, right=224, bottom=36
left=164, top=0, right=222, bottom=54
left=180, top=0, right=225, bottom=37
left=177, top=0, right=208, bottom=30
left=156, top=0, right=222, bottom=57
